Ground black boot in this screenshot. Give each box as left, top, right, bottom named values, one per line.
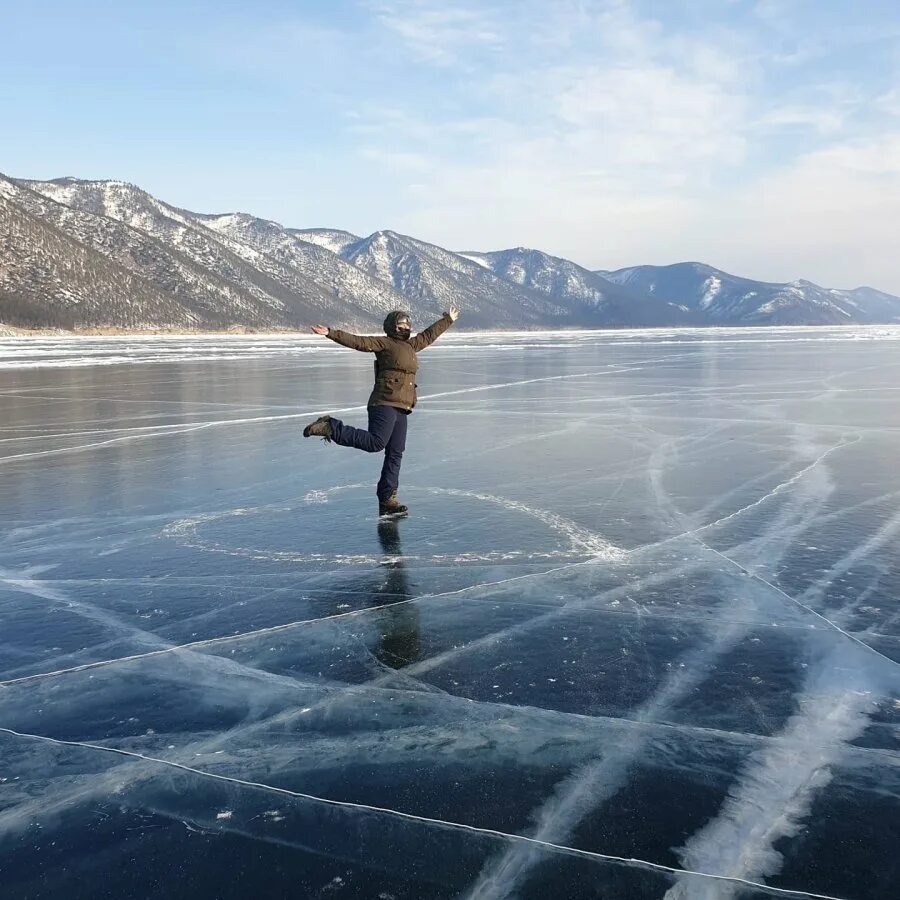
left=303, top=415, right=332, bottom=441
left=379, top=493, right=408, bottom=517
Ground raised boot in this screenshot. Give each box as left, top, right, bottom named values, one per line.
left=302, top=415, right=333, bottom=441
left=379, top=493, right=408, bottom=517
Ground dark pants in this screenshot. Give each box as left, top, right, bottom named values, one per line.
left=330, top=405, right=410, bottom=501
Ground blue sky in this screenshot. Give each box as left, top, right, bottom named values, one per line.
left=3, top=0, right=899, bottom=291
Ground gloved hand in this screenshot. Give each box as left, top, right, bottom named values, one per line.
left=447, top=306, right=460, bottom=322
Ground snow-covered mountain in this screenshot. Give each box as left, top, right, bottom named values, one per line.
left=192, top=213, right=408, bottom=316
left=2, top=172, right=899, bottom=331
left=466, top=247, right=694, bottom=327
left=20, top=178, right=382, bottom=328
left=0, top=178, right=195, bottom=328
left=293, top=228, right=360, bottom=255
left=336, top=231, right=567, bottom=328
left=602, top=262, right=900, bottom=326
left=1, top=176, right=580, bottom=329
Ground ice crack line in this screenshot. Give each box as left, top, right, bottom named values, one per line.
left=4, top=483, right=629, bottom=686
left=0, top=727, right=850, bottom=900
left=0, top=371, right=607, bottom=465
left=664, top=671, right=876, bottom=900
left=689, top=435, right=861, bottom=538
left=0, top=558, right=596, bottom=688
left=698, top=542, right=899, bottom=670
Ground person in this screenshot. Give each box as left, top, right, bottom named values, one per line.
left=303, top=306, right=460, bottom=516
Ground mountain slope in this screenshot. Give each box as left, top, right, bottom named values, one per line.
left=21, top=178, right=383, bottom=328
left=337, top=231, right=568, bottom=329
left=0, top=177, right=217, bottom=328
left=466, top=247, right=695, bottom=326
left=292, top=228, right=360, bottom=255
left=602, top=262, right=900, bottom=325
left=831, top=285, right=900, bottom=324
left=194, top=213, right=409, bottom=317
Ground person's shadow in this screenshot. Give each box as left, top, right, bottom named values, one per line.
left=373, top=519, right=421, bottom=670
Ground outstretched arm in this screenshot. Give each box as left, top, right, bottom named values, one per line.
left=311, top=324, right=386, bottom=352
left=410, top=306, right=459, bottom=352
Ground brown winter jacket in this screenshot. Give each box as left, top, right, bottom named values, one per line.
left=326, top=314, right=454, bottom=411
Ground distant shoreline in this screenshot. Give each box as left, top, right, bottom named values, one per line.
left=0, top=325, right=314, bottom=337
left=4, top=323, right=900, bottom=339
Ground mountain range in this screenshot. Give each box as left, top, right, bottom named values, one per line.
left=2, top=172, right=899, bottom=331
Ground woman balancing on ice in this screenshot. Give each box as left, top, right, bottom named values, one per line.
left=303, top=307, right=460, bottom=517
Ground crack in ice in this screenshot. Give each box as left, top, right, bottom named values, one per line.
left=0, top=726, right=854, bottom=900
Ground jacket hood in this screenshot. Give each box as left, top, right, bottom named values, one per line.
left=383, top=310, right=412, bottom=339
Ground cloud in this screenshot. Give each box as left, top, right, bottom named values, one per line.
left=358, top=147, right=434, bottom=173
left=550, top=62, right=748, bottom=168
left=177, top=1, right=899, bottom=293
left=758, top=105, right=845, bottom=135
left=381, top=115, right=900, bottom=292
left=358, top=2, right=756, bottom=186
left=877, top=87, right=900, bottom=117
left=350, top=3, right=752, bottom=259
left=368, top=0, right=504, bottom=65
left=335, top=1, right=899, bottom=291
left=708, top=134, right=900, bottom=289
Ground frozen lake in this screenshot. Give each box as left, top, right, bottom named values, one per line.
left=1, top=328, right=898, bottom=899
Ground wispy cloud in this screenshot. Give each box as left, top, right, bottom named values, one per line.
left=368, top=0, right=505, bottom=65
left=758, top=105, right=846, bottom=134
left=341, top=0, right=900, bottom=290
left=877, top=87, right=900, bottom=117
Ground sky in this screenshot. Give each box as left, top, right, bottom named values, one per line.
left=2, top=0, right=899, bottom=291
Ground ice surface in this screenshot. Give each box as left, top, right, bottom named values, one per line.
left=1, top=328, right=899, bottom=899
